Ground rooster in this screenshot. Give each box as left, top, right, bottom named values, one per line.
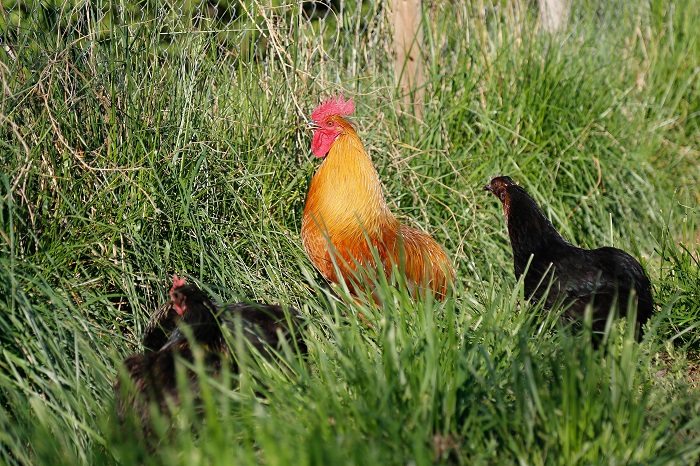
left=301, top=95, right=454, bottom=301
left=484, top=176, right=653, bottom=337
left=115, top=275, right=306, bottom=424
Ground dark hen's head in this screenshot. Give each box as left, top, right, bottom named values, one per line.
left=164, top=275, right=221, bottom=348
left=169, top=275, right=213, bottom=315
left=484, top=175, right=557, bottom=228
left=484, top=176, right=519, bottom=223
left=167, top=275, right=219, bottom=333
left=169, top=275, right=188, bottom=316
left=483, top=176, right=516, bottom=202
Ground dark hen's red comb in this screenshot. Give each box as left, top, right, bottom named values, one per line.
left=311, top=95, right=355, bottom=123
left=171, top=274, right=186, bottom=290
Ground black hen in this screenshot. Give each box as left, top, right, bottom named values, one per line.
left=484, top=176, right=653, bottom=337
left=115, top=275, right=307, bottom=424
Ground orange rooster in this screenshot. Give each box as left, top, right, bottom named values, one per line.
left=301, top=95, right=454, bottom=301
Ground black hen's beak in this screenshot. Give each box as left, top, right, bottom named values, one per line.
left=483, top=184, right=492, bottom=192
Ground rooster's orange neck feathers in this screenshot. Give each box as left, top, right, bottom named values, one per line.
left=305, top=121, right=396, bottom=237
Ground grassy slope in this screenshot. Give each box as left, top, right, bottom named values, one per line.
left=1, top=0, right=699, bottom=464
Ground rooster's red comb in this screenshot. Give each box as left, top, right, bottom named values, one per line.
left=171, top=274, right=186, bottom=289
left=311, top=95, right=355, bottom=122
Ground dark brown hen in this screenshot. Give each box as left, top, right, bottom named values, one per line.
left=115, top=275, right=307, bottom=425
left=485, top=176, right=653, bottom=337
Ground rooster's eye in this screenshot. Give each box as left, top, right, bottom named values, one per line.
left=326, top=121, right=334, bottom=127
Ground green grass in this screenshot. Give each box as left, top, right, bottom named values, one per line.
left=1, top=0, right=699, bottom=464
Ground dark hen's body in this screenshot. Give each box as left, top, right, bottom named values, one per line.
left=485, top=176, right=653, bottom=335
left=115, top=279, right=306, bottom=425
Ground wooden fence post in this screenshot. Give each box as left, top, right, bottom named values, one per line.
left=392, top=0, right=425, bottom=118
left=538, top=0, right=570, bottom=32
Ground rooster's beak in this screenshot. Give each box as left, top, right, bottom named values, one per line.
left=306, top=121, right=321, bottom=130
